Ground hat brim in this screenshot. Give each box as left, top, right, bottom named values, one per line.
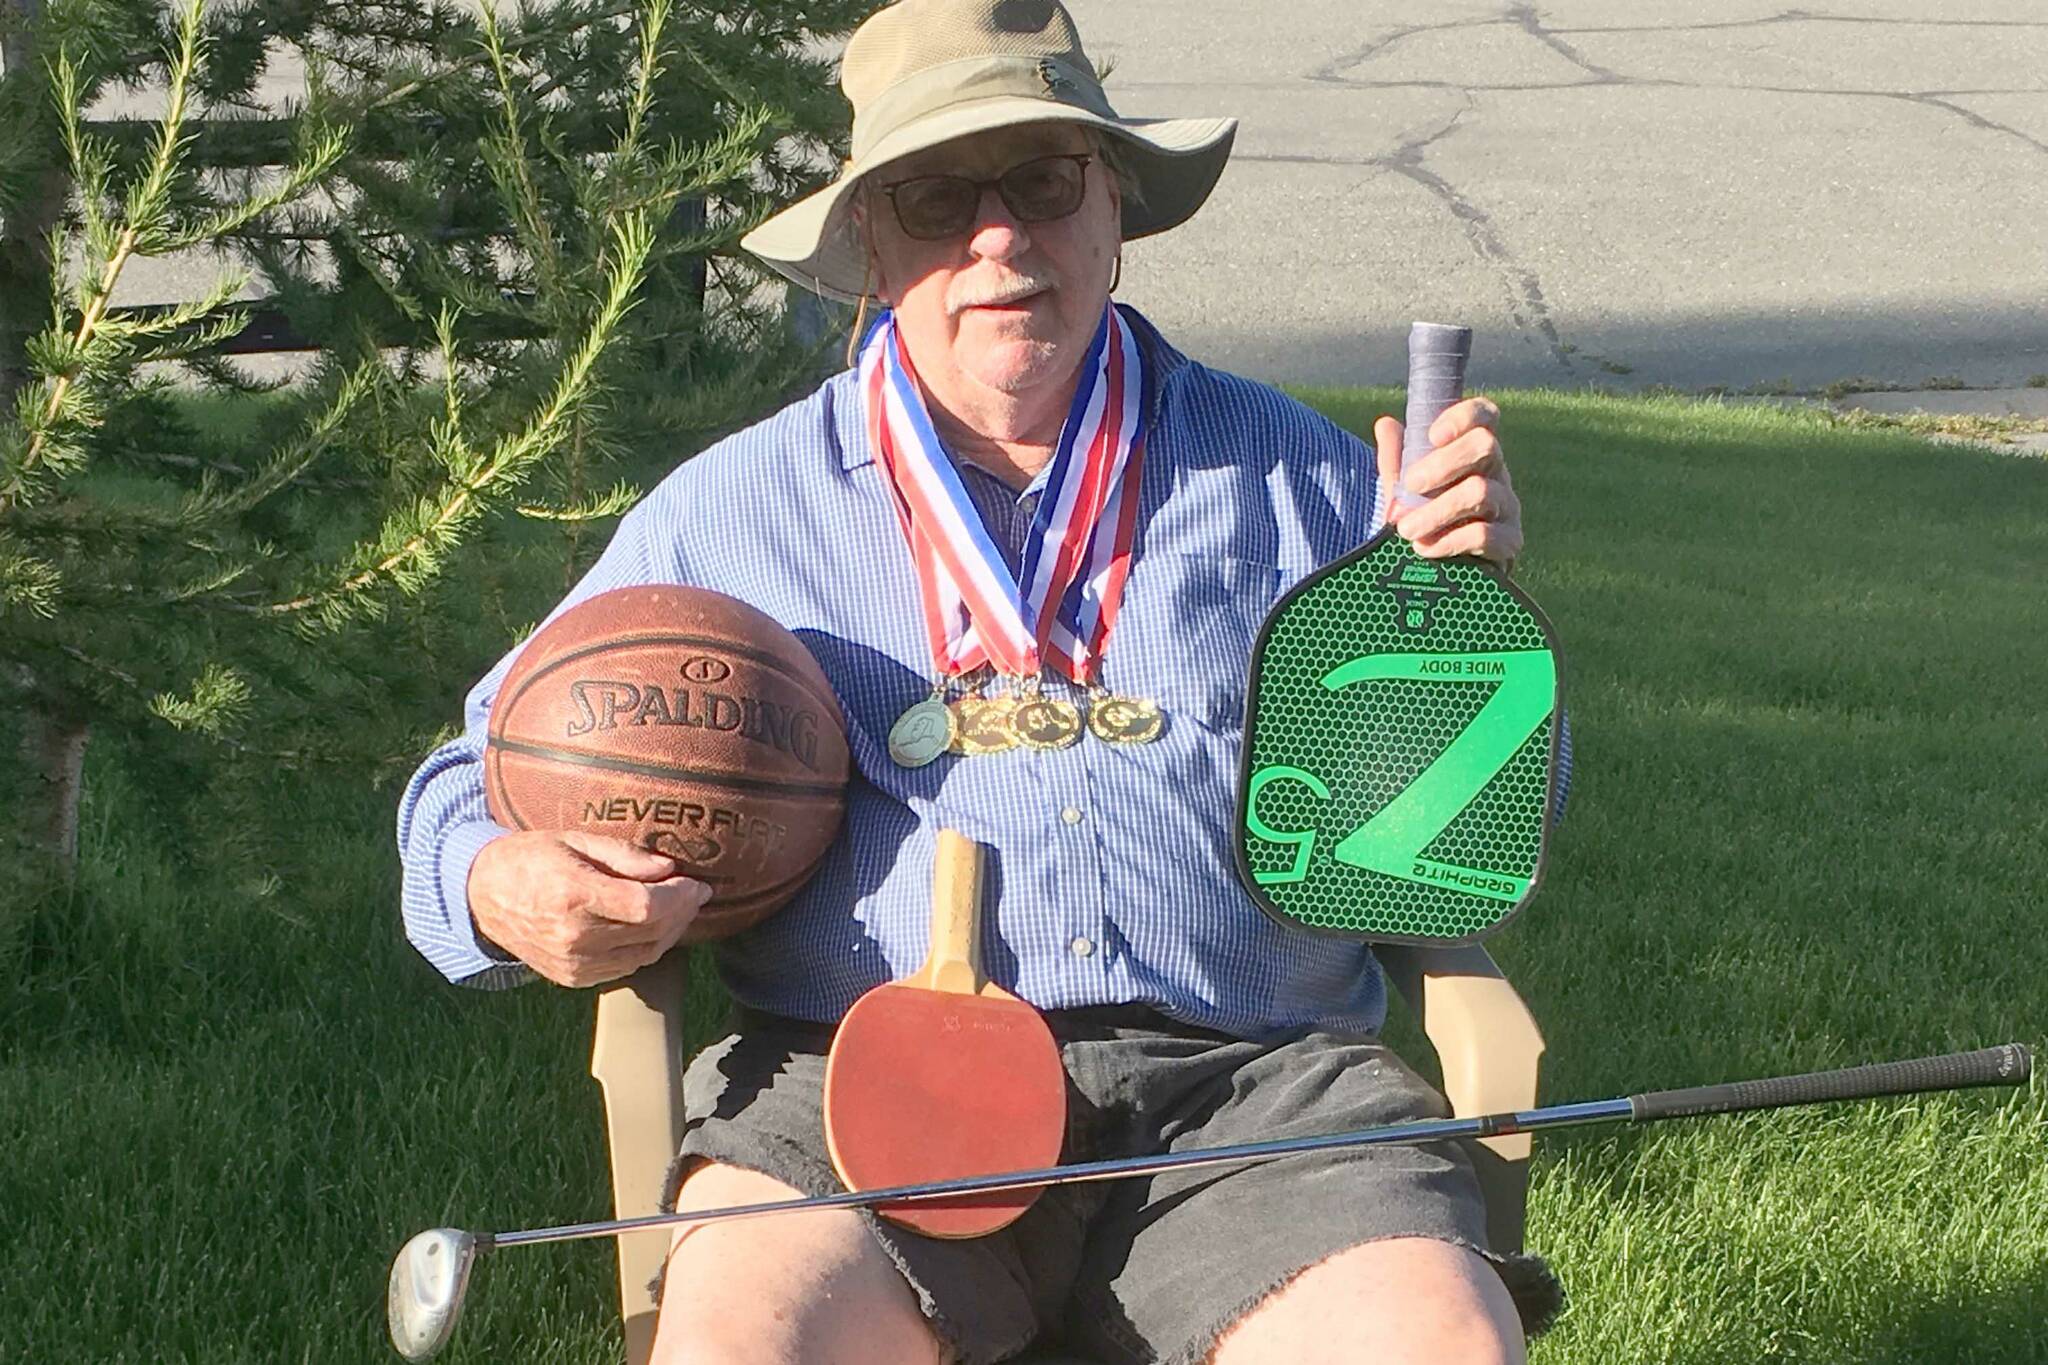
left=742, top=103, right=1237, bottom=303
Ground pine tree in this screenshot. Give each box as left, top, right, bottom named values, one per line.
left=0, top=0, right=876, bottom=877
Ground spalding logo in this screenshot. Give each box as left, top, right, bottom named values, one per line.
left=563, top=677, right=824, bottom=770
left=679, top=656, right=732, bottom=684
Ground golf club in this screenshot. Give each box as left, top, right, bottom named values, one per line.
left=389, top=1043, right=2029, bottom=1359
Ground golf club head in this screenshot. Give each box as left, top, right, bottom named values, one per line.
left=387, top=1228, right=479, bottom=1361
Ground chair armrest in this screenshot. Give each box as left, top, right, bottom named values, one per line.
left=1375, top=941, right=1544, bottom=1253
left=590, top=951, right=694, bottom=1365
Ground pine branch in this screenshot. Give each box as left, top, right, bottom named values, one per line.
left=195, top=357, right=382, bottom=520
left=352, top=0, right=640, bottom=119
left=1, top=1, right=209, bottom=519
left=8, top=491, right=200, bottom=539
left=264, top=210, right=655, bottom=625
left=156, top=119, right=350, bottom=251
left=133, top=447, right=369, bottom=492
left=0, top=539, right=62, bottom=619
left=180, top=352, right=290, bottom=395
left=40, top=646, right=135, bottom=698
left=158, top=559, right=251, bottom=605
left=612, top=0, right=671, bottom=174
left=104, top=276, right=251, bottom=341
left=516, top=478, right=638, bottom=522
left=475, top=5, right=570, bottom=308
left=597, top=105, right=772, bottom=229
left=3, top=0, right=875, bottom=840
left=428, top=304, right=477, bottom=478
left=148, top=662, right=251, bottom=735
left=121, top=0, right=208, bottom=256
left=131, top=305, right=254, bottom=366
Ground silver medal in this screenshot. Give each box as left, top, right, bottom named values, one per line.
left=889, top=697, right=956, bottom=768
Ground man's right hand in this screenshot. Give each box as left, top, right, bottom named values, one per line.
left=467, top=831, right=712, bottom=988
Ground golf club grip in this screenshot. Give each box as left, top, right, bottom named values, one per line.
left=1397, top=321, right=1473, bottom=514
left=1631, top=1044, right=2032, bottom=1122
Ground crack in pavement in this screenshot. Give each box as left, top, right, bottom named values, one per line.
left=1302, top=17, right=1598, bottom=379
left=1275, top=10, right=2042, bottom=381
left=1295, top=9, right=2048, bottom=160
left=1538, top=80, right=2043, bottom=159
left=1305, top=17, right=1484, bottom=85
left=1877, top=92, right=2048, bottom=158
left=1369, top=101, right=1582, bottom=382
left=1390, top=155, right=1579, bottom=383
left=1316, top=80, right=2048, bottom=159
left=1510, top=3, right=1622, bottom=83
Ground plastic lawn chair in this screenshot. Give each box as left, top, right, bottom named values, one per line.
left=591, top=942, right=1543, bottom=1364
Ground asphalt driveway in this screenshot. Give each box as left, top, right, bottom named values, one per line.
left=1078, top=2, right=2048, bottom=395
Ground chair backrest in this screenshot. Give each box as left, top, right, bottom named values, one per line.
left=590, top=943, right=1544, bottom=1365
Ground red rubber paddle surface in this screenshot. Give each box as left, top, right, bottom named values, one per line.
left=823, top=832, right=1068, bottom=1238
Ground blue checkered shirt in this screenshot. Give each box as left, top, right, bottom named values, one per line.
left=397, top=308, right=1569, bottom=1037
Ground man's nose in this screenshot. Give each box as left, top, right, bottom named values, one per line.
left=966, top=184, right=1030, bottom=259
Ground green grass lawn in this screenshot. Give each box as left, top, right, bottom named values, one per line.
left=5, top=389, right=2043, bottom=1362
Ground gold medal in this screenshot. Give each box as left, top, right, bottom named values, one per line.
left=1087, top=692, right=1164, bottom=744
left=1013, top=695, right=1084, bottom=749
left=950, top=695, right=1020, bottom=755
left=888, top=693, right=956, bottom=768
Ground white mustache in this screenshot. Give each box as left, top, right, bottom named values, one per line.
left=947, top=272, right=1057, bottom=314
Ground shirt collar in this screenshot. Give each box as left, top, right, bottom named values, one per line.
left=835, top=303, right=1188, bottom=472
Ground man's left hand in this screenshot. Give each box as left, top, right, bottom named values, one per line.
left=1373, top=397, right=1522, bottom=568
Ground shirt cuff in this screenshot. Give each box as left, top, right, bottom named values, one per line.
left=439, top=818, right=526, bottom=971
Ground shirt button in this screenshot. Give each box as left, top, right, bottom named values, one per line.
left=1070, top=936, right=1095, bottom=957
left=1060, top=805, right=1084, bottom=825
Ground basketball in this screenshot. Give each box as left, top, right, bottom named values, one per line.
left=484, top=585, right=851, bottom=941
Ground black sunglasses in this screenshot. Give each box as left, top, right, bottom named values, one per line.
left=877, top=153, right=1093, bottom=241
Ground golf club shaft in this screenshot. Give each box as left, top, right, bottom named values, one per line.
left=485, top=1043, right=2029, bottom=1251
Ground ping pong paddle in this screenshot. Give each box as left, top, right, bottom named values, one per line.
left=822, top=829, right=1067, bottom=1238
left=1236, top=322, right=1565, bottom=943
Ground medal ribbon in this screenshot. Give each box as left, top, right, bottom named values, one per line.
left=860, top=304, right=1148, bottom=684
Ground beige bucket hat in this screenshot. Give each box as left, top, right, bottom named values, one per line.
left=741, top=0, right=1236, bottom=303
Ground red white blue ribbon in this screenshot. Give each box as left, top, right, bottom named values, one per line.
left=860, top=304, right=1148, bottom=684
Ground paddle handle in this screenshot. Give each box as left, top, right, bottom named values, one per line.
left=915, top=830, right=985, bottom=995
left=1396, top=321, right=1473, bottom=516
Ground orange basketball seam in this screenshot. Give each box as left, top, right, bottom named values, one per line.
left=487, top=736, right=849, bottom=798
left=499, top=630, right=844, bottom=725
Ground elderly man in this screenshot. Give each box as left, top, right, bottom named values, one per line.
left=399, top=1, right=1558, bottom=1361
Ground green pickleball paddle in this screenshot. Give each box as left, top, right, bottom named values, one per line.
left=1234, top=323, right=1564, bottom=944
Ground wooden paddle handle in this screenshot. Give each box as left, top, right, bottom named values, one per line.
left=915, top=830, right=985, bottom=995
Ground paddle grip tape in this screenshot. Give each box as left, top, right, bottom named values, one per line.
left=1630, top=1044, right=2033, bottom=1122
left=1395, top=322, right=1473, bottom=516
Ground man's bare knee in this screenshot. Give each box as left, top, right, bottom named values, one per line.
left=1209, top=1235, right=1523, bottom=1365
left=650, top=1161, right=944, bottom=1365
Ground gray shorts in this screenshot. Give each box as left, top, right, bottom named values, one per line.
left=669, top=1005, right=1560, bottom=1365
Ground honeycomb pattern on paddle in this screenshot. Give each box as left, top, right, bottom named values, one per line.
left=1241, top=535, right=1557, bottom=941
